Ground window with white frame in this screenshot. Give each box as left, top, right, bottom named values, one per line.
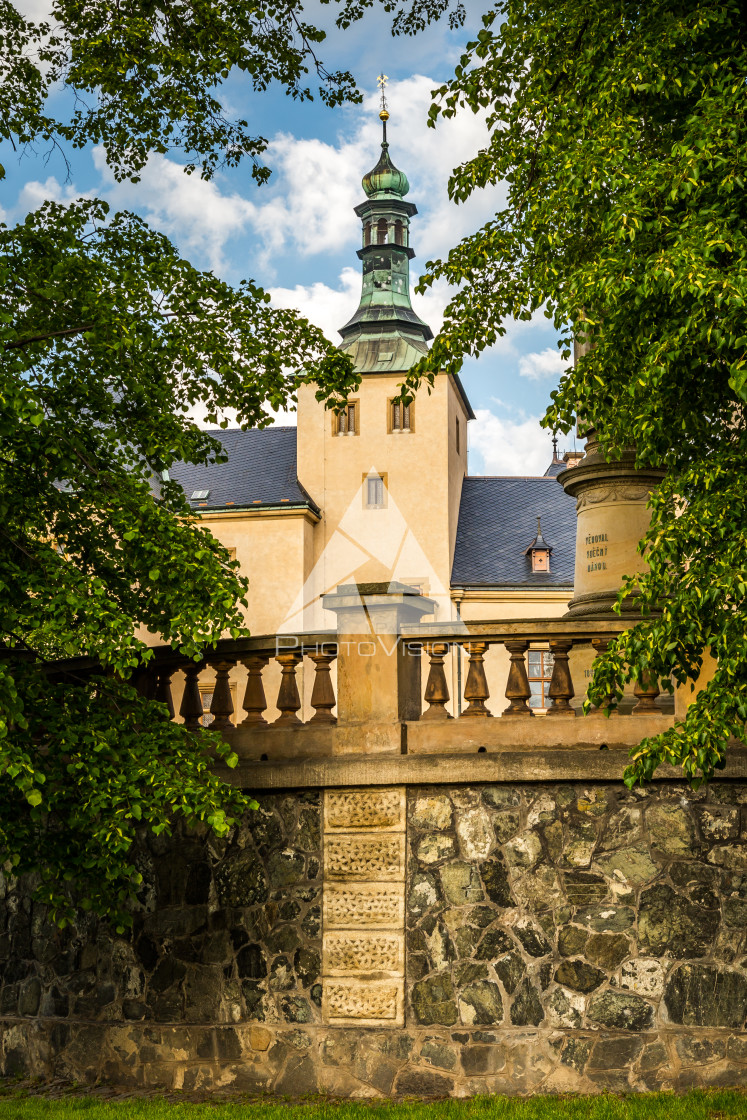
left=365, top=474, right=386, bottom=509
left=527, top=649, right=554, bottom=710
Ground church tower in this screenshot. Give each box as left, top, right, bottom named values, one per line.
left=337, top=101, right=432, bottom=375
left=294, top=89, right=474, bottom=631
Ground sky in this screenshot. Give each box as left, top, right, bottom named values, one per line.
left=5, top=0, right=580, bottom=476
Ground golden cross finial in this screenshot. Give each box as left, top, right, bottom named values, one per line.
left=377, top=73, right=389, bottom=120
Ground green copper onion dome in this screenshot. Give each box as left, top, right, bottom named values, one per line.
left=362, top=125, right=410, bottom=198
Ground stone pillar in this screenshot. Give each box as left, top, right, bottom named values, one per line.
left=559, top=433, right=665, bottom=620
left=322, top=581, right=436, bottom=753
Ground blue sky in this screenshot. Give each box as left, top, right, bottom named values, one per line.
left=5, top=1, right=578, bottom=475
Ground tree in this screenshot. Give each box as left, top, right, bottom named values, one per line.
left=0, top=0, right=398, bottom=926
left=404, top=0, right=747, bottom=785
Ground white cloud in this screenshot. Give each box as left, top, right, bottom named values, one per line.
left=518, top=347, right=567, bottom=381
left=246, top=74, right=505, bottom=267
left=270, top=267, right=362, bottom=342
left=269, top=267, right=452, bottom=344
left=91, top=148, right=256, bottom=274
left=468, top=408, right=552, bottom=477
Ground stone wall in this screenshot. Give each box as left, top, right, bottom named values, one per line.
left=1, top=782, right=747, bottom=1095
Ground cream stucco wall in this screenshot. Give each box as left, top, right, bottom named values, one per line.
left=294, top=371, right=470, bottom=631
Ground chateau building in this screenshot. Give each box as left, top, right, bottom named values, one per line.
left=170, top=121, right=579, bottom=719
left=4, top=114, right=747, bottom=1102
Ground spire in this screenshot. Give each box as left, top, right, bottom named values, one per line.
left=338, top=80, right=432, bottom=374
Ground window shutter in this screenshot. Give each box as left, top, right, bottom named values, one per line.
left=392, top=401, right=401, bottom=430
left=348, top=403, right=356, bottom=433
left=403, top=403, right=410, bottom=430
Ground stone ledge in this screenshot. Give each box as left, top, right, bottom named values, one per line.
left=218, top=747, right=747, bottom=790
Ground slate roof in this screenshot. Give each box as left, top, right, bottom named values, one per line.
left=543, top=457, right=566, bottom=478
left=170, top=427, right=318, bottom=513
left=451, top=476, right=576, bottom=587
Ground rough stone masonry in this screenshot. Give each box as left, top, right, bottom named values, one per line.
left=1, top=781, right=747, bottom=1096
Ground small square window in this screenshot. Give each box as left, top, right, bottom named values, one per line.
left=365, top=475, right=385, bottom=509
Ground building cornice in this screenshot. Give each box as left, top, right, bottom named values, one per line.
left=196, top=505, right=321, bottom=525
left=451, top=586, right=573, bottom=603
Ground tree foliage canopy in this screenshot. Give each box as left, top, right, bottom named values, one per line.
left=414, top=0, right=747, bottom=785
left=0, top=0, right=388, bottom=925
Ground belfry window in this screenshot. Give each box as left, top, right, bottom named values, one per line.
left=365, top=474, right=386, bottom=509
left=391, top=400, right=411, bottom=432
left=363, top=222, right=371, bottom=247
left=394, top=219, right=404, bottom=245
left=376, top=218, right=388, bottom=245
left=336, top=402, right=358, bottom=435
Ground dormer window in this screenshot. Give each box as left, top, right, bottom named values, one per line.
left=390, top=399, right=412, bottom=432
left=525, top=517, right=552, bottom=572
left=335, top=401, right=358, bottom=436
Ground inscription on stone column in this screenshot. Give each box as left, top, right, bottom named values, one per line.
left=322, top=787, right=406, bottom=1027
left=585, top=532, right=610, bottom=572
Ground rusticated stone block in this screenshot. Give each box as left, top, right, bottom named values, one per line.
left=324, top=883, right=404, bottom=929
left=324, top=834, right=405, bottom=881
left=325, top=789, right=405, bottom=832
left=323, top=931, right=404, bottom=976
left=323, top=978, right=403, bottom=1026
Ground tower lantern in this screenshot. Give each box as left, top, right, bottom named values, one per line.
left=338, top=81, right=433, bottom=374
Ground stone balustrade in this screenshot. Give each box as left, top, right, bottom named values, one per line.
left=43, top=614, right=677, bottom=775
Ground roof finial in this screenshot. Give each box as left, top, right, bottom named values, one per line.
left=552, top=433, right=559, bottom=460
left=537, top=515, right=542, bottom=536
left=377, top=72, right=389, bottom=144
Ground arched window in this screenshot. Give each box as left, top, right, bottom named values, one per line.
left=377, top=218, right=388, bottom=245
left=363, top=222, right=371, bottom=247
left=394, top=220, right=404, bottom=245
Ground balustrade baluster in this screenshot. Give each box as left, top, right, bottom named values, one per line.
left=632, top=672, right=662, bottom=715
left=240, top=655, right=269, bottom=726
left=133, top=666, right=156, bottom=700
left=274, top=652, right=303, bottom=726
left=589, top=637, right=619, bottom=716
left=180, top=662, right=204, bottom=730
left=461, top=642, right=491, bottom=717
left=309, top=650, right=337, bottom=724
left=209, top=660, right=236, bottom=732
left=503, top=640, right=534, bottom=717
left=547, top=640, right=575, bottom=717
left=422, top=642, right=451, bottom=720
left=154, top=667, right=176, bottom=720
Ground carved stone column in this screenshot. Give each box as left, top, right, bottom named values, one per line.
left=558, top=433, right=664, bottom=620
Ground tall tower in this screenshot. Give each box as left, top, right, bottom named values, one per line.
left=338, top=81, right=433, bottom=374
left=294, top=85, right=473, bottom=630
